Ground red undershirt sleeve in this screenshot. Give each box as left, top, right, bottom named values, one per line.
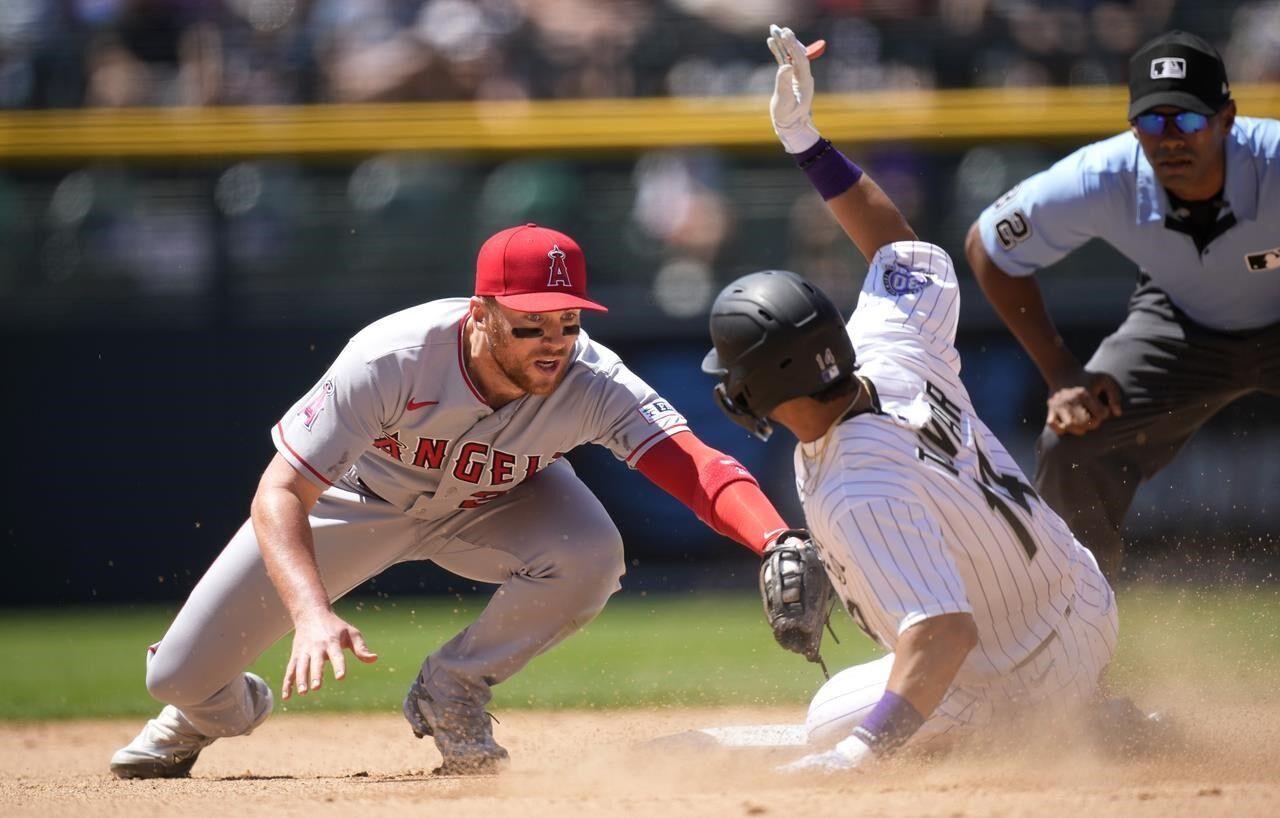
left=634, top=432, right=789, bottom=556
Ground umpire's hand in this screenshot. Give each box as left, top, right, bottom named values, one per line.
left=1046, top=368, right=1123, bottom=436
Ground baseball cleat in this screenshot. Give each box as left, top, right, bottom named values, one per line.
left=110, top=672, right=273, bottom=779
left=403, top=674, right=510, bottom=776
left=431, top=746, right=510, bottom=777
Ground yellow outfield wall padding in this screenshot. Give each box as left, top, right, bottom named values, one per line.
left=1, top=85, right=1277, bottom=160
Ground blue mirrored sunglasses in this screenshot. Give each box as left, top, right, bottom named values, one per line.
left=1133, top=111, right=1210, bottom=136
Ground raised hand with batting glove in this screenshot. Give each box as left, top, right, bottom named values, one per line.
left=766, top=25, right=823, bottom=154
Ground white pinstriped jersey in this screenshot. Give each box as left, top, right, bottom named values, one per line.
left=795, top=241, right=1110, bottom=692
left=272, top=298, right=689, bottom=520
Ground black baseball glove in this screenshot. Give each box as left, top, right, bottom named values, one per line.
left=759, top=529, right=836, bottom=677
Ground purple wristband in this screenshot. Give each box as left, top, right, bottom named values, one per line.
left=851, top=690, right=925, bottom=756
left=795, top=138, right=864, bottom=200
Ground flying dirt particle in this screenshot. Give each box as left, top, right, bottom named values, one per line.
left=1197, top=787, right=1222, bottom=796
left=743, top=804, right=766, bottom=815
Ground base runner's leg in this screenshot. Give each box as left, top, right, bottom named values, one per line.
left=804, top=654, right=893, bottom=746
left=646, top=655, right=896, bottom=753
left=656, top=652, right=980, bottom=753
left=805, top=652, right=989, bottom=753
left=141, top=486, right=415, bottom=736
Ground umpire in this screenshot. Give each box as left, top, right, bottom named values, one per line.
left=965, top=30, right=1280, bottom=579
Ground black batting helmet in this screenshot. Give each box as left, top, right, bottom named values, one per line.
left=701, top=270, right=855, bottom=440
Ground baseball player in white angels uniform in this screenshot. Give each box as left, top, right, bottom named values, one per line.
left=698, top=27, right=1124, bottom=772
left=111, top=223, right=801, bottom=778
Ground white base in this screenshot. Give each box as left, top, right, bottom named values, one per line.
left=693, top=724, right=810, bottom=747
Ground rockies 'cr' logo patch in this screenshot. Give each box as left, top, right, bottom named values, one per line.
left=883, top=264, right=930, bottom=296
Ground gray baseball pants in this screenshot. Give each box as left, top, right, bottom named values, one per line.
left=143, top=459, right=624, bottom=737
left=1034, top=285, right=1280, bottom=579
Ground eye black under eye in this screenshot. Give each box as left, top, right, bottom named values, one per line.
left=563, top=325, right=581, bottom=336
left=512, top=327, right=543, bottom=339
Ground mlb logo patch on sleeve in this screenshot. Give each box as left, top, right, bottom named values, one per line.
left=639, top=399, right=685, bottom=427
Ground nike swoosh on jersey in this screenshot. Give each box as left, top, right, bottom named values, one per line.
left=407, top=398, right=439, bottom=410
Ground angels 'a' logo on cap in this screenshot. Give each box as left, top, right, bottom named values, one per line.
left=547, top=244, right=572, bottom=288
left=1150, top=57, right=1187, bottom=79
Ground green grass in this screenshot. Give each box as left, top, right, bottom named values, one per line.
left=2, top=585, right=1276, bottom=720
left=0, top=592, right=880, bottom=720
left=1104, top=584, right=1280, bottom=700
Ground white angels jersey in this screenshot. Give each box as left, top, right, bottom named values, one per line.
left=795, top=242, right=1112, bottom=693
left=273, top=299, right=689, bottom=520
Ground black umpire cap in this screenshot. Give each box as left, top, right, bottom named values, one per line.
left=1128, top=30, right=1231, bottom=118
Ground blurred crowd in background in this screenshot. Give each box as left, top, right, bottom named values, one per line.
left=3, top=1, right=1277, bottom=330
left=1, top=0, right=1279, bottom=109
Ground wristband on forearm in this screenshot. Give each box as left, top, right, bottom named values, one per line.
left=794, top=138, right=864, bottom=200
left=850, top=690, right=925, bottom=756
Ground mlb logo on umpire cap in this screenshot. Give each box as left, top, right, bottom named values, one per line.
left=1150, top=57, right=1186, bottom=79
left=1128, top=30, right=1229, bottom=118
left=475, top=223, right=608, bottom=313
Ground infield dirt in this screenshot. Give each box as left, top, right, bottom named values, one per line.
left=3, top=699, right=1278, bottom=818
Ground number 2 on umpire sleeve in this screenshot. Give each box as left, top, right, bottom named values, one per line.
left=995, top=211, right=1031, bottom=250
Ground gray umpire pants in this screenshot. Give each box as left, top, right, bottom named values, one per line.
left=142, top=459, right=624, bottom=737
left=1034, top=283, right=1280, bottom=579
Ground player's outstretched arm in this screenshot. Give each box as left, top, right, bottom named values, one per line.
left=766, top=25, right=916, bottom=263
left=634, top=432, right=793, bottom=556
left=252, top=453, right=378, bottom=700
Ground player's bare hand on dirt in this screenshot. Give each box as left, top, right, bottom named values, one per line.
left=282, top=608, right=377, bottom=699
left=1047, top=369, right=1122, bottom=436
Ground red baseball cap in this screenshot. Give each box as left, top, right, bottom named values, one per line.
left=474, top=223, right=608, bottom=313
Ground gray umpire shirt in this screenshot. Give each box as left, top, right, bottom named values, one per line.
left=977, top=116, right=1280, bottom=332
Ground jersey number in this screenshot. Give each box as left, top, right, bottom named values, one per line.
left=914, top=380, right=1039, bottom=561
left=974, top=449, right=1039, bottom=560
left=994, top=211, right=1031, bottom=250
